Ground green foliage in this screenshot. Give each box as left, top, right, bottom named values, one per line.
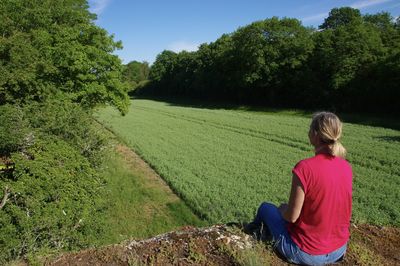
left=145, top=17, right=314, bottom=105
left=142, top=8, right=400, bottom=114
left=0, top=0, right=129, bottom=114
left=231, top=17, right=314, bottom=103
left=193, top=34, right=235, bottom=97
left=149, top=50, right=178, bottom=83
left=312, top=19, right=384, bottom=90
left=122, top=61, right=150, bottom=91
left=0, top=105, right=29, bottom=154
left=24, top=100, right=108, bottom=167
left=364, top=12, right=400, bottom=49
left=0, top=101, right=108, bottom=263
left=233, top=17, right=313, bottom=84
left=319, top=7, right=362, bottom=29
left=0, top=135, right=106, bottom=263
left=98, top=99, right=400, bottom=226
left=0, top=0, right=136, bottom=263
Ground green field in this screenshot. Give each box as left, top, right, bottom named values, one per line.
left=97, top=99, right=400, bottom=226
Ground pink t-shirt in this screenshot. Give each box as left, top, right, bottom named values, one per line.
left=287, top=153, right=352, bottom=255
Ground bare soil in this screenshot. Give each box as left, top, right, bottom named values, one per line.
left=45, top=223, right=400, bottom=266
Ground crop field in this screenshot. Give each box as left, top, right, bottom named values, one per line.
left=97, top=99, right=400, bottom=226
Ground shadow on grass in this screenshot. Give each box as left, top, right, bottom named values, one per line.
left=132, top=95, right=400, bottom=131
left=374, top=136, right=400, bottom=142
left=132, top=95, right=311, bottom=116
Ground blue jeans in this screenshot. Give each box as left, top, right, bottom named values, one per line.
left=253, top=202, right=347, bottom=266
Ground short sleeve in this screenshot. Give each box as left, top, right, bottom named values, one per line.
left=292, top=160, right=310, bottom=194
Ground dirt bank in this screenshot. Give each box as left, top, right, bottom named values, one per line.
left=45, top=223, right=400, bottom=266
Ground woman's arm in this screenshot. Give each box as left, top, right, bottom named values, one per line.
left=279, top=173, right=305, bottom=223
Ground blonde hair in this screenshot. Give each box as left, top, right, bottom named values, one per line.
left=310, top=112, right=346, bottom=158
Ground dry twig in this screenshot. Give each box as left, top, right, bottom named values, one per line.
left=0, top=186, right=10, bottom=210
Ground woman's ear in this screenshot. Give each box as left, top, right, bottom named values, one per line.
left=308, top=130, right=318, bottom=146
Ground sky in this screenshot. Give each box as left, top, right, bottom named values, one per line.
left=88, top=0, right=400, bottom=64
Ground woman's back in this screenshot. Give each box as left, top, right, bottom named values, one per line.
left=288, top=153, right=352, bottom=255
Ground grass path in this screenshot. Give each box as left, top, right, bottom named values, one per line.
left=95, top=141, right=205, bottom=246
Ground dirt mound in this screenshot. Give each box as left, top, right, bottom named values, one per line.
left=47, top=225, right=250, bottom=266
left=46, top=224, right=400, bottom=266
left=345, top=224, right=400, bottom=265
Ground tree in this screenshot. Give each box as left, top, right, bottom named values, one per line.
left=0, top=0, right=129, bottom=114
left=364, top=12, right=393, bottom=29
left=319, top=7, right=362, bottom=29
left=122, top=61, right=150, bottom=90
left=192, top=35, right=236, bottom=100
left=144, top=8, right=399, bottom=114
left=364, top=12, right=400, bottom=50
left=149, top=50, right=177, bottom=84
left=312, top=13, right=386, bottom=111
left=231, top=17, right=314, bottom=104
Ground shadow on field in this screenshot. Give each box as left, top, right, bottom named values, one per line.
left=132, top=95, right=311, bottom=116
left=374, top=136, right=400, bottom=142
left=132, top=95, right=400, bottom=131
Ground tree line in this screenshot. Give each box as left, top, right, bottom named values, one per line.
left=139, top=7, right=400, bottom=114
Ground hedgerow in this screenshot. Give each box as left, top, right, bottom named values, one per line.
left=0, top=0, right=130, bottom=262
left=0, top=102, right=108, bottom=263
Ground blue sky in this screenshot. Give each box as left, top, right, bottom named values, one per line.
left=88, top=0, right=400, bottom=64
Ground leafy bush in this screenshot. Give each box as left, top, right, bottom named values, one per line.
left=0, top=101, right=108, bottom=263
left=0, top=135, right=106, bottom=263
left=24, top=100, right=108, bottom=167
left=0, top=105, right=29, bottom=154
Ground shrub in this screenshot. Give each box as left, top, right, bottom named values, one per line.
left=0, top=100, right=108, bottom=263
left=0, top=135, right=106, bottom=263
left=24, top=100, right=108, bottom=167
left=0, top=105, right=29, bottom=155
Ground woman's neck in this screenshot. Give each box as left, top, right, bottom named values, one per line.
left=314, top=145, right=330, bottom=155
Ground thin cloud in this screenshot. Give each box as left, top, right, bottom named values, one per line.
left=89, top=0, right=112, bottom=15
left=302, top=0, right=394, bottom=22
left=302, top=12, right=329, bottom=22
left=350, top=0, right=393, bottom=9
left=168, top=41, right=199, bottom=53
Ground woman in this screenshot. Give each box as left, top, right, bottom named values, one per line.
left=246, top=112, right=352, bottom=265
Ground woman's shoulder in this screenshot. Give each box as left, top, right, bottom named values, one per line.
left=335, top=156, right=353, bottom=173
left=293, top=156, right=313, bottom=173
left=295, top=153, right=350, bottom=168
left=294, top=155, right=319, bottom=167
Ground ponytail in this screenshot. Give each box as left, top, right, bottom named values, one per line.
left=330, top=141, right=346, bottom=158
